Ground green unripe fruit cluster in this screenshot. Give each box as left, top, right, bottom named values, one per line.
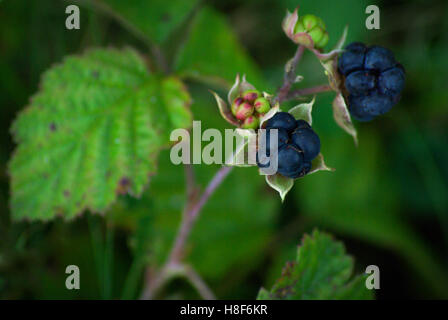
left=294, top=14, right=329, bottom=48
left=231, top=90, right=271, bottom=129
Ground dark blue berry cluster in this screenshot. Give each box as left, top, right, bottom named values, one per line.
left=338, top=42, right=405, bottom=122
left=257, top=112, right=320, bottom=179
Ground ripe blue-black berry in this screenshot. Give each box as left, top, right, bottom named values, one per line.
left=348, top=90, right=393, bottom=122
left=257, top=115, right=320, bottom=178
left=378, top=66, right=405, bottom=96
left=296, top=119, right=311, bottom=129
left=265, top=112, right=296, bottom=132
left=259, top=128, right=289, bottom=156
left=337, top=42, right=366, bottom=76
left=277, top=145, right=307, bottom=178
left=364, top=46, right=395, bottom=72
left=344, top=70, right=376, bottom=96
left=291, top=128, right=321, bottom=161
left=338, top=42, right=405, bottom=121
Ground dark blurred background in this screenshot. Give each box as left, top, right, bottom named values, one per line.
left=1, top=0, right=448, bottom=299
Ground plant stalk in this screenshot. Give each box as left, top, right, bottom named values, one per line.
left=140, top=165, right=233, bottom=299
left=286, top=84, right=332, bottom=101
left=275, top=45, right=305, bottom=104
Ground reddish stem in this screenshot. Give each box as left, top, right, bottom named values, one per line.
left=141, top=165, right=233, bottom=299
left=286, top=84, right=332, bottom=101
left=275, top=45, right=305, bottom=104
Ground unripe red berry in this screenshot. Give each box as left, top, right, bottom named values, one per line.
left=254, top=97, right=271, bottom=114
left=231, top=97, right=244, bottom=116
left=242, top=115, right=259, bottom=129
left=236, top=102, right=254, bottom=121
left=242, top=89, right=260, bottom=103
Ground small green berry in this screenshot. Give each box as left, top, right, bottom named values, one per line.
left=293, top=14, right=328, bottom=49
left=302, top=14, right=319, bottom=30
left=254, top=97, right=271, bottom=114
left=293, top=20, right=306, bottom=34
left=316, top=17, right=326, bottom=29
left=308, top=27, right=324, bottom=46
left=242, top=115, right=259, bottom=129
left=315, top=32, right=329, bottom=48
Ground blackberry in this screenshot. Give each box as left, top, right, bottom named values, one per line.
left=291, top=128, right=321, bottom=161
left=265, top=112, right=296, bottom=132
left=338, top=42, right=405, bottom=121
left=337, top=42, right=366, bottom=76
left=259, top=128, right=289, bottom=156
left=378, top=65, right=405, bottom=96
left=345, top=70, right=376, bottom=96
left=277, top=145, right=308, bottom=178
left=257, top=113, right=320, bottom=178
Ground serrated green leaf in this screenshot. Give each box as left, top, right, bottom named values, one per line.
left=174, top=6, right=265, bottom=89
left=334, top=275, right=373, bottom=300
left=9, top=48, right=192, bottom=221
left=257, top=230, right=373, bottom=300
left=92, top=0, right=200, bottom=45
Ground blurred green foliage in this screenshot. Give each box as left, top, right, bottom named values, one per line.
left=1, top=0, right=448, bottom=299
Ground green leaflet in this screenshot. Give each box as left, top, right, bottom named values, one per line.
left=257, top=230, right=373, bottom=300
left=9, top=48, right=192, bottom=220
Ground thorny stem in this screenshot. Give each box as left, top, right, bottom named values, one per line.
left=140, top=165, right=233, bottom=299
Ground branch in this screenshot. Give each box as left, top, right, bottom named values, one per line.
left=285, top=84, right=332, bottom=101
left=275, top=45, right=305, bottom=104
left=169, top=165, right=233, bottom=264
left=140, top=165, right=234, bottom=299
left=184, top=163, right=199, bottom=201
left=183, top=265, right=216, bottom=300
